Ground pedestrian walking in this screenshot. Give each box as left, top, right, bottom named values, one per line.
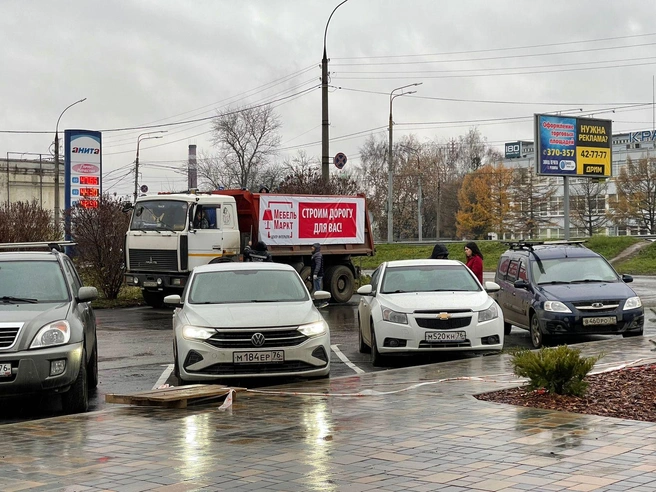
left=464, top=241, right=484, bottom=284
left=310, top=243, right=328, bottom=308
left=429, top=243, right=449, bottom=259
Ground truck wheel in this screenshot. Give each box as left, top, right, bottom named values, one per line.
left=325, top=265, right=354, bottom=303
left=210, top=256, right=234, bottom=263
left=300, top=266, right=314, bottom=293
left=142, top=290, right=165, bottom=308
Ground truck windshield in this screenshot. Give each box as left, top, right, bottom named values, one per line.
left=130, top=200, right=189, bottom=232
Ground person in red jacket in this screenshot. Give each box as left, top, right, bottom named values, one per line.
left=464, top=241, right=484, bottom=284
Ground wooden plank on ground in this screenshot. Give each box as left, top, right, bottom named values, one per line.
left=106, top=384, right=246, bottom=409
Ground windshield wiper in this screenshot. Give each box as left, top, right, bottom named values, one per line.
left=571, top=279, right=606, bottom=283
left=537, top=280, right=571, bottom=285
left=1, top=296, right=38, bottom=304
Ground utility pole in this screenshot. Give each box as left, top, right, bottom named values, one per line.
left=387, top=83, right=421, bottom=243
left=134, top=131, right=166, bottom=203
left=54, top=98, right=86, bottom=232
left=321, top=0, right=349, bottom=183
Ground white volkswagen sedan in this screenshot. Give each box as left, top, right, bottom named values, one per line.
left=357, top=259, right=504, bottom=366
left=165, top=262, right=331, bottom=381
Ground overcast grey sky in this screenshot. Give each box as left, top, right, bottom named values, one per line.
left=1, top=0, right=655, bottom=197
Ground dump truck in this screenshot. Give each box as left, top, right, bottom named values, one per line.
left=124, top=190, right=375, bottom=307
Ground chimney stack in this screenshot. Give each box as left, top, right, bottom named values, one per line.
left=188, top=144, right=197, bottom=190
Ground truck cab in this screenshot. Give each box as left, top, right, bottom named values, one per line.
left=124, top=194, right=241, bottom=307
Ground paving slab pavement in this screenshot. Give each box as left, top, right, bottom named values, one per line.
left=2, top=337, right=656, bottom=491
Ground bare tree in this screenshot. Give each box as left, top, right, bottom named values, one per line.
left=570, top=178, right=610, bottom=236
left=510, top=167, right=558, bottom=239
left=613, top=157, right=656, bottom=234
left=0, top=200, right=61, bottom=242
left=67, top=195, right=130, bottom=299
left=209, top=104, right=282, bottom=189
left=276, top=166, right=361, bottom=195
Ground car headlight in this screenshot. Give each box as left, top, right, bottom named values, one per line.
left=624, top=296, right=642, bottom=310
left=298, top=320, right=327, bottom=336
left=478, top=303, right=499, bottom=322
left=30, top=320, right=71, bottom=348
left=382, top=307, right=408, bottom=324
left=181, top=325, right=216, bottom=340
left=543, top=300, right=572, bottom=313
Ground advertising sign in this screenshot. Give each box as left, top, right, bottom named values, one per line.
left=64, top=130, right=102, bottom=209
left=258, top=195, right=365, bottom=246
left=535, top=114, right=612, bottom=177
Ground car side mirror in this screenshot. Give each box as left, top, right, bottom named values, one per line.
left=357, top=284, right=373, bottom=295
left=513, top=279, right=530, bottom=289
left=313, top=290, right=331, bottom=300
left=164, top=294, right=182, bottom=306
left=622, top=274, right=633, bottom=283
left=484, top=281, right=500, bottom=293
left=77, top=286, right=98, bottom=303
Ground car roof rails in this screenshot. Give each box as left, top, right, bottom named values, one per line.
left=503, top=241, right=544, bottom=251
left=0, top=241, right=77, bottom=253
left=543, top=240, right=587, bottom=247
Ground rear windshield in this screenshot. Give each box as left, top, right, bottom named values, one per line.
left=188, top=269, right=309, bottom=304
left=0, top=260, right=69, bottom=302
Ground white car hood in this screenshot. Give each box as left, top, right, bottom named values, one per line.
left=377, top=291, right=492, bottom=312
left=183, top=301, right=323, bottom=328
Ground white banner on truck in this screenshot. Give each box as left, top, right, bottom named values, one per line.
left=259, top=195, right=365, bottom=245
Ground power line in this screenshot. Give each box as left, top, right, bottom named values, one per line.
left=332, top=32, right=656, bottom=60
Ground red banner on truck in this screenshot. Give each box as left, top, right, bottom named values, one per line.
left=259, top=195, right=365, bottom=245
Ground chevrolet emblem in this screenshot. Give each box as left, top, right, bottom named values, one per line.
left=438, top=312, right=450, bottom=320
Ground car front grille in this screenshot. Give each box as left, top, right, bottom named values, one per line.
left=198, top=361, right=319, bottom=375
left=128, top=249, right=178, bottom=271
left=571, top=299, right=621, bottom=313
left=415, top=317, right=472, bottom=329
left=418, top=340, right=472, bottom=348
left=0, top=324, right=22, bottom=349
left=206, top=329, right=308, bottom=348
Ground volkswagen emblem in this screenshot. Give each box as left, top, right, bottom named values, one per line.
left=251, top=333, right=266, bottom=347
left=592, top=302, right=604, bottom=308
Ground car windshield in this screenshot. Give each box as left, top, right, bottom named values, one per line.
left=130, top=200, right=189, bottom=232
left=188, top=269, right=310, bottom=304
left=381, top=264, right=481, bottom=293
left=531, top=256, right=619, bottom=284
left=0, top=260, right=69, bottom=302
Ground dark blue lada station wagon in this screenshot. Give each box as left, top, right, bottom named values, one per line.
left=494, top=241, right=644, bottom=348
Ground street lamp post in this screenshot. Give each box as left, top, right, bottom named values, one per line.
left=54, top=98, right=86, bottom=232
left=387, top=83, right=421, bottom=243
left=321, top=0, right=349, bottom=183
left=134, top=131, right=166, bottom=203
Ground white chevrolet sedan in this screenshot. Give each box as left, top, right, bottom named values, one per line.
left=357, top=259, right=504, bottom=366
left=165, top=262, right=331, bottom=381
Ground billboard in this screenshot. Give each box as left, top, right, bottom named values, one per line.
left=258, top=195, right=365, bottom=246
left=535, top=114, right=612, bottom=177
left=64, top=130, right=102, bottom=210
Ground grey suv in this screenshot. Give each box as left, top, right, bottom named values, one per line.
left=0, top=242, right=98, bottom=413
left=495, top=241, right=644, bottom=348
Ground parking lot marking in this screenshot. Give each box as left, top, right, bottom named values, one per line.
left=331, top=344, right=365, bottom=374
left=153, top=364, right=174, bottom=389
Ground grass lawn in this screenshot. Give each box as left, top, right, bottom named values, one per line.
left=352, top=237, right=654, bottom=275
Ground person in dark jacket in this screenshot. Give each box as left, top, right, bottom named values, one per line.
left=243, top=240, right=272, bottom=262
left=311, top=243, right=324, bottom=291
left=429, top=243, right=449, bottom=259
